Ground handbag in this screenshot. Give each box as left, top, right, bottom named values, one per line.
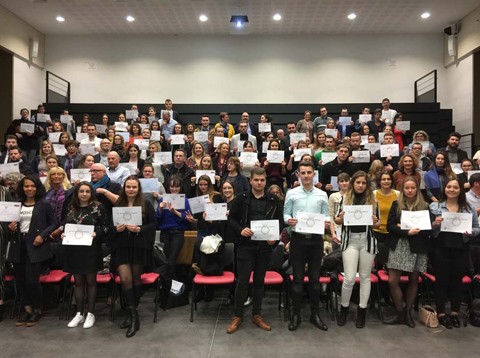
left=418, top=305, right=439, bottom=328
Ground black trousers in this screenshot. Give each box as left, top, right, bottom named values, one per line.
left=14, top=238, right=43, bottom=310
left=431, top=246, right=468, bottom=314
left=290, top=235, right=324, bottom=315
left=234, top=243, right=272, bottom=317
left=161, top=229, right=185, bottom=281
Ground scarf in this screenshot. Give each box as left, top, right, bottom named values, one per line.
left=92, top=175, right=111, bottom=190
left=46, top=187, right=65, bottom=223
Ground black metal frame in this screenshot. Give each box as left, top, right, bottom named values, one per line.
left=414, top=70, right=437, bottom=103
left=46, top=71, right=71, bottom=103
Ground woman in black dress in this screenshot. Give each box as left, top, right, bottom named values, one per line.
left=64, top=182, right=109, bottom=329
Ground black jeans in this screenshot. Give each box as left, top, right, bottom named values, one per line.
left=161, top=229, right=185, bottom=281
left=14, top=238, right=43, bottom=310
left=432, top=246, right=468, bottom=314
left=290, top=235, right=324, bottom=315
left=234, top=243, right=272, bottom=317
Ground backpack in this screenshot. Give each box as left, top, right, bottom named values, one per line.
left=469, top=299, right=480, bottom=327
left=198, top=235, right=225, bottom=276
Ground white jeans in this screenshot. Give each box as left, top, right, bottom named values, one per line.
left=341, top=232, right=375, bottom=308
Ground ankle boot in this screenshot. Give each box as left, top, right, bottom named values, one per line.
left=119, top=313, right=132, bottom=329
left=0, top=304, right=4, bottom=322
left=404, top=308, right=415, bottom=328
left=133, top=285, right=142, bottom=308
left=383, top=310, right=405, bottom=325
left=126, top=308, right=140, bottom=338
left=356, top=307, right=367, bottom=328
left=337, top=305, right=349, bottom=326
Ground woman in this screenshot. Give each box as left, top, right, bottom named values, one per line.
left=0, top=184, right=12, bottom=321
left=405, top=130, right=436, bottom=157
left=7, top=175, right=57, bottom=326
left=186, top=141, right=205, bottom=170
left=326, top=119, right=341, bottom=142
left=286, top=140, right=309, bottom=176
left=457, top=158, right=474, bottom=191
left=64, top=182, right=109, bottom=329
left=59, top=132, right=71, bottom=145
left=361, top=124, right=371, bottom=136
left=112, top=134, right=126, bottom=158
left=261, top=139, right=287, bottom=191
left=106, top=127, right=115, bottom=142
left=256, top=114, right=274, bottom=145
left=212, top=142, right=230, bottom=178
left=145, top=141, right=165, bottom=184
left=149, top=120, right=161, bottom=132
left=334, top=171, right=380, bottom=328
left=430, top=178, right=480, bottom=329
left=311, top=132, right=326, bottom=156
left=239, top=141, right=259, bottom=178
left=328, top=173, right=350, bottom=250
left=126, top=123, right=143, bottom=147
left=31, top=140, right=53, bottom=175
left=367, top=159, right=384, bottom=190
left=393, top=154, right=421, bottom=190
left=295, top=110, right=314, bottom=140
left=78, top=154, right=96, bottom=170
left=424, top=151, right=456, bottom=202
left=290, top=153, right=317, bottom=189
left=44, top=167, right=73, bottom=234
left=43, top=155, right=60, bottom=179
left=383, top=177, right=432, bottom=327
left=111, top=176, right=156, bottom=338
left=393, top=112, right=407, bottom=150
left=121, top=144, right=145, bottom=175
left=221, top=156, right=250, bottom=195
left=141, top=163, right=166, bottom=208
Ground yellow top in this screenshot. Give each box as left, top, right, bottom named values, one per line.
left=373, top=189, right=399, bottom=234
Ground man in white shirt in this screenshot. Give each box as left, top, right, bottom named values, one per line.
left=381, top=98, right=397, bottom=125
left=80, top=123, right=102, bottom=148
left=107, top=151, right=130, bottom=186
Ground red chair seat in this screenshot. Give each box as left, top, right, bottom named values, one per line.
left=337, top=273, right=378, bottom=284
left=462, top=276, right=472, bottom=284
left=39, top=270, right=70, bottom=283
left=4, top=275, right=14, bottom=282
left=377, top=269, right=422, bottom=284
left=141, top=273, right=160, bottom=285
left=288, top=275, right=331, bottom=284
left=193, top=271, right=235, bottom=285
left=474, top=274, right=480, bottom=282
left=70, top=274, right=112, bottom=284
left=249, top=271, right=283, bottom=285
left=423, top=272, right=470, bottom=284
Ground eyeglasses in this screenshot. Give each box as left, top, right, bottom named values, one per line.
left=90, top=169, right=103, bottom=172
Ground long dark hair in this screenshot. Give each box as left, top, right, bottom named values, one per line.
left=442, top=178, right=470, bottom=212
left=69, top=181, right=98, bottom=212
left=17, top=175, right=45, bottom=202
left=115, top=176, right=146, bottom=220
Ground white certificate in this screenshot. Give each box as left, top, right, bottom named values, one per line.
left=352, top=150, right=371, bottom=163
left=194, top=131, right=208, bottom=142
left=52, top=144, right=66, bottom=156
left=364, top=143, right=381, bottom=154
left=60, top=115, right=73, bottom=124
left=112, top=206, right=143, bottom=226
left=361, top=135, right=368, bottom=145
left=213, top=136, right=229, bottom=148
left=239, top=152, right=258, bottom=165
left=295, top=212, right=325, bottom=235
left=313, top=170, right=319, bottom=185
left=330, top=176, right=339, bottom=191
left=134, top=139, right=150, bottom=150
left=162, top=194, right=185, bottom=210
left=188, top=195, right=209, bottom=214
left=36, top=113, right=51, bottom=123
left=294, top=148, right=312, bottom=161
left=63, top=224, right=94, bottom=246
left=441, top=212, right=472, bottom=234
left=0, top=163, right=20, bottom=175
left=75, top=133, right=89, bottom=142
left=48, top=132, right=61, bottom=143
left=289, top=133, right=306, bottom=145
left=115, top=132, right=130, bottom=142
left=468, top=170, right=480, bottom=179
left=150, top=131, right=161, bottom=141
left=324, top=129, right=338, bottom=138
left=237, top=140, right=245, bottom=153
left=450, top=163, right=463, bottom=175
left=395, top=121, right=410, bottom=131
left=258, top=123, right=271, bottom=132
left=321, top=152, right=337, bottom=164
left=148, top=116, right=157, bottom=123
left=400, top=210, right=431, bottom=230
left=419, top=141, right=430, bottom=153
left=96, top=124, right=107, bottom=135
left=20, top=122, right=35, bottom=133
left=70, top=168, right=91, bottom=182
left=267, top=150, right=284, bottom=163
left=125, top=110, right=139, bottom=120
left=380, top=144, right=399, bottom=157
left=80, top=143, right=96, bottom=155
left=120, top=163, right=137, bottom=174
left=250, top=220, right=280, bottom=241
left=76, top=126, right=82, bottom=134
left=139, top=178, right=158, bottom=193
left=154, top=152, right=172, bottom=164
left=262, top=141, right=269, bottom=153
left=196, top=170, right=216, bottom=184
left=115, top=122, right=129, bottom=132
left=359, top=114, right=372, bottom=123
left=204, top=203, right=228, bottom=221
left=378, top=132, right=385, bottom=143
left=170, top=134, right=185, bottom=145
left=343, top=205, right=373, bottom=226
left=0, top=201, right=21, bottom=222
left=339, top=117, right=352, bottom=126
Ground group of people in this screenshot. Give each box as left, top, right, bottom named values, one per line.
left=1, top=97, right=480, bottom=337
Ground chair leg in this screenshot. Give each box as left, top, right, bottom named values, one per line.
left=59, top=276, right=70, bottom=320
left=190, top=283, right=196, bottom=322
left=154, top=279, right=161, bottom=323
left=377, top=280, right=384, bottom=321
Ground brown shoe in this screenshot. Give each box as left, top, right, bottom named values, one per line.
left=227, top=316, right=242, bottom=334
left=252, top=314, right=272, bottom=331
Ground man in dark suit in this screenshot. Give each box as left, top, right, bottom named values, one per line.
left=438, top=132, right=469, bottom=164
left=6, top=146, right=34, bottom=176
left=234, top=112, right=258, bottom=137
left=0, top=135, right=27, bottom=164
left=163, top=99, right=181, bottom=124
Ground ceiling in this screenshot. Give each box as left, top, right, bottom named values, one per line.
left=1, top=0, right=479, bottom=36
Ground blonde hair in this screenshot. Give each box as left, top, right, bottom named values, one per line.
left=396, top=176, right=428, bottom=217
left=44, top=166, right=72, bottom=190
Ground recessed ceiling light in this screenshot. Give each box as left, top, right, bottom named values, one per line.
left=273, top=13, right=282, bottom=21
left=56, top=16, right=65, bottom=22
left=199, top=14, right=208, bottom=22
left=347, top=13, right=357, bottom=20
left=421, top=12, right=431, bottom=19
left=126, top=15, right=135, bottom=22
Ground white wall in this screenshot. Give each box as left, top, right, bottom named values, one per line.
left=45, top=34, right=447, bottom=105
left=13, top=56, right=45, bottom=116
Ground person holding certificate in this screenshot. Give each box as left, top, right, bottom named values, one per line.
left=221, top=157, right=250, bottom=195
left=393, top=154, right=422, bottom=190
left=334, top=171, right=380, bottom=328
left=383, top=177, right=432, bottom=327
left=430, top=178, right=480, bottom=329
left=424, top=151, right=457, bottom=203
left=7, top=175, right=57, bottom=327
left=64, top=182, right=109, bottom=329
left=261, top=139, right=287, bottom=191
left=111, top=176, right=156, bottom=338
left=186, top=141, right=206, bottom=170
left=31, top=140, right=54, bottom=176
left=0, top=184, right=12, bottom=321
left=239, top=141, right=259, bottom=178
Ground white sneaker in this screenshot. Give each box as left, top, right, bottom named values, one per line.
left=67, top=312, right=85, bottom=328
left=83, top=312, right=95, bottom=329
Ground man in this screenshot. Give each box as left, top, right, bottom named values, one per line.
left=6, top=146, right=34, bottom=176
left=381, top=98, right=397, bottom=125
left=231, top=120, right=257, bottom=155
left=214, top=112, right=235, bottom=140
left=0, top=135, right=27, bottom=164
left=438, top=132, right=468, bottom=164
left=313, top=107, right=333, bottom=134
left=320, top=144, right=358, bottom=196
left=160, top=111, right=178, bottom=141
left=281, top=122, right=297, bottom=152
left=148, top=106, right=160, bottom=121
left=6, top=108, right=39, bottom=162
left=90, top=163, right=121, bottom=218
left=226, top=167, right=283, bottom=334
left=314, top=135, right=336, bottom=177
left=162, top=148, right=195, bottom=197
left=94, top=139, right=112, bottom=166
left=409, top=142, right=432, bottom=171
left=163, top=98, right=180, bottom=123
left=59, top=140, right=82, bottom=179
left=336, top=108, right=355, bottom=140
left=234, top=112, right=257, bottom=136
left=374, top=132, right=404, bottom=172
left=198, top=114, right=212, bottom=151
left=284, top=161, right=330, bottom=331
left=80, top=123, right=102, bottom=148
left=354, top=107, right=371, bottom=132
left=366, top=108, right=385, bottom=136
left=348, top=132, right=371, bottom=173
left=107, top=151, right=130, bottom=186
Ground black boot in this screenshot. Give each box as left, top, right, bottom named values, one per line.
left=337, top=305, right=349, bottom=326
left=288, top=314, right=301, bottom=331
left=133, top=285, right=142, bottom=308
left=382, top=310, right=405, bottom=325
left=126, top=308, right=140, bottom=338
left=404, top=308, right=415, bottom=328
left=120, top=288, right=135, bottom=329
left=0, top=304, right=4, bottom=322
left=120, top=313, right=132, bottom=329
left=355, top=307, right=367, bottom=328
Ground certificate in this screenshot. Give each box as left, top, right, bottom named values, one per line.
left=330, top=176, right=339, bottom=191
left=63, top=224, right=94, bottom=246
left=468, top=170, right=480, bottom=179
left=324, top=129, right=338, bottom=138
left=75, top=133, right=88, bottom=142
left=267, top=150, right=284, bottom=163
left=441, top=212, right=472, bottom=234
left=294, top=148, right=312, bottom=161
left=213, top=136, right=229, bottom=148
left=134, top=139, right=150, bottom=150
left=400, top=210, right=431, bottom=230
left=250, top=220, right=280, bottom=241
left=262, top=141, right=269, bottom=153
left=204, top=203, right=228, bottom=221
left=148, top=116, right=157, bottom=123
left=162, top=194, right=185, bottom=210
left=258, top=123, right=271, bottom=132
left=450, top=163, right=463, bottom=175
left=338, top=117, right=352, bottom=126
left=343, top=205, right=373, bottom=226
left=361, top=135, right=368, bottom=145
left=196, top=170, right=216, bottom=184
left=80, top=143, right=96, bottom=155
left=170, top=134, right=185, bottom=145
left=120, top=163, right=137, bottom=175
left=60, top=115, right=73, bottom=124
left=188, top=195, right=209, bottom=214
left=0, top=201, right=21, bottom=222
left=395, top=121, right=410, bottom=131
left=419, top=141, right=430, bottom=153
left=380, top=144, right=399, bottom=157
left=313, top=170, right=319, bottom=185
left=321, top=152, right=337, bottom=164
left=194, top=131, right=208, bottom=142
left=359, top=114, right=372, bottom=123
left=0, top=163, right=20, bottom=175
left=295, top=212, right=325, bottom=235
left=115, top=132, right=130, bottom=142
left=36, top=114, right=51, bottom=123
left=139, top=178, right=158, bottom=193
left=150, top=131, right=161, bottom=141
left=52, top=144, right=66, bottom=156
left=125, top=110, right=138, bottom=120
left=96, top=124, right=107, bottom=135
left=154, top=152, right=172, bottom=164
left=240, top=152, right=258, bottom=165
left=289, top=133, right=306, bottom=145
left=48, top=132, right=61, bottom=143
left=364, top=143, right=381, bottom=154
left=352, top=150, right=371, bottom=163
left=112, top=206, right=142, bottom=226
left=20, top=122, right=35, bottom=133
left=378, top=132, right=385, bottom=143
left=70, top=168, right=91, bottom=182
left=115, top=122, right=129, bottom=132
left=237, top=141, right=245, bottom=153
